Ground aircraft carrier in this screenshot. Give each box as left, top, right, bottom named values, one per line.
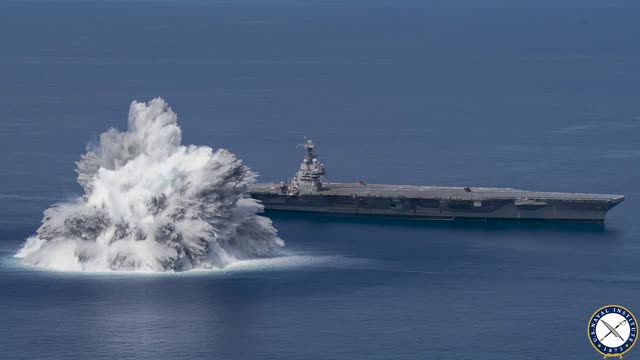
left=249, top=140, right=624, bottom=223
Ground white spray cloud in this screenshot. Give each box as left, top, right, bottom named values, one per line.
left=15, top=98, right=283, bottom=272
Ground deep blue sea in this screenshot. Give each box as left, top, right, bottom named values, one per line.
left=1, top=0, right=640, bottom=359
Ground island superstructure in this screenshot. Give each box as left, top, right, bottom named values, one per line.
left=249, top=140, right=624, bottom=223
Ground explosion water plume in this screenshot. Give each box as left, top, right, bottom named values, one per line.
left=15, top=98, right=283, bottom=272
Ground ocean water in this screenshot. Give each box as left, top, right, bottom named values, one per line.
left=1, top=0, right=640, bottom=358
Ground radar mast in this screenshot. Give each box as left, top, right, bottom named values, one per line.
left=286, top=139, right=326, bottom=194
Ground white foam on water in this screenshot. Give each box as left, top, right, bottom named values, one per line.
left=15, top=98, right=284, bottom=272
left=5, top=251, right=370, bottom=277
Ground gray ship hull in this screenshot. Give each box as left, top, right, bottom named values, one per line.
left=249, top=182, right=624, bottom=223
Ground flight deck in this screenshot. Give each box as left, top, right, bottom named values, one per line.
left=249, top=141, right=624, bottom=223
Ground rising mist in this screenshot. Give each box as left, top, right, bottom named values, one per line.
left=15, top=98, right=283, bottom=272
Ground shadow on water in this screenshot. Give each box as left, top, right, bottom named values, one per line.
left=264, top=210, right=627, bottom=255
left=263, top=210, right=610, bottom=233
